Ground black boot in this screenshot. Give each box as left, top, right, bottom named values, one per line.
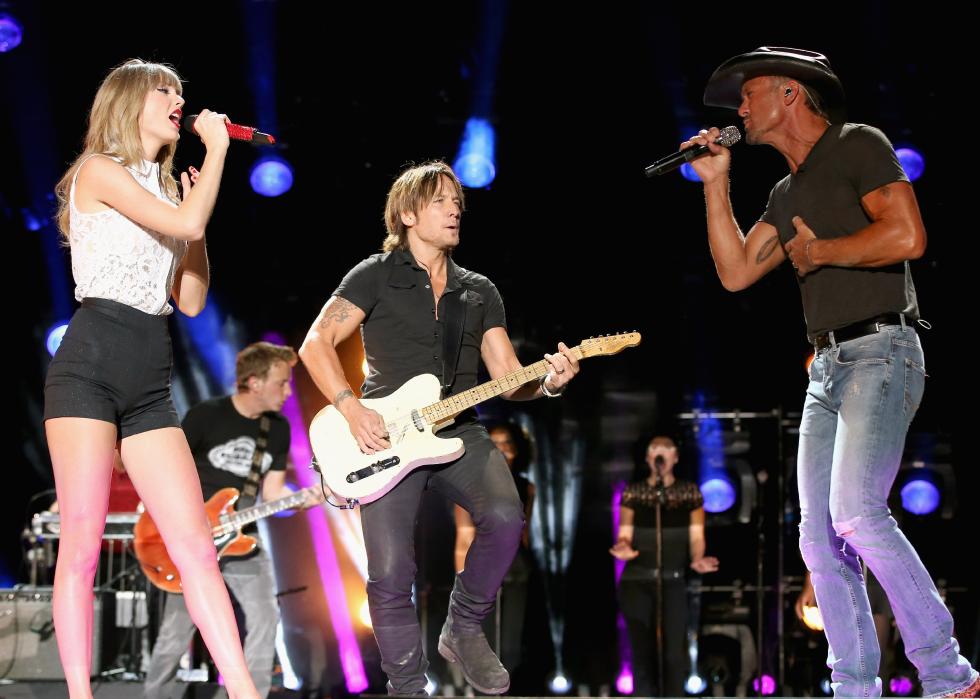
left=438, top=576, right=510, bottom=694
left=374, top=623, right=429, bottom=696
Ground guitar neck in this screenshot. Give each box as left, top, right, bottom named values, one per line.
left=421, top=349, right=583, bottom=425
left=212, top=486, right=317, bottom=535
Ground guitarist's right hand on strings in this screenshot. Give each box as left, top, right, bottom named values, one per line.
left=339, top=397, right=391, bottom=455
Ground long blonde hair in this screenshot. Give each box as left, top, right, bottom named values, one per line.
left=55, top=59, right=183, bottom=240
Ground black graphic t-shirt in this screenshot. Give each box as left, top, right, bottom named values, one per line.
left=182, top=396, right=290, bottom=501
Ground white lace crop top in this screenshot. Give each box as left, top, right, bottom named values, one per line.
left=69, top=155, right=189, bottom=316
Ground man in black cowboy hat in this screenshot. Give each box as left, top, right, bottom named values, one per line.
left=683, top=47, right=979, bottom=698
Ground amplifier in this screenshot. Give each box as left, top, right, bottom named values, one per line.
left=0, top=587, right=103, bottom=680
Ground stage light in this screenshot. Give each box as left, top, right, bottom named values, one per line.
left=549, top=672, right=571, bottom=694
left=699, top=458, right=756, bottom=523
left=897, top=462, right=956, bottom=518
left=889, top=674, right=914, bottom=696
left=46, top=322, right=69, bottom=357
left=454, top=118, right=496, bottom=188
left=896, top=147, right=925, bottom=182
left=701, top=476, right=737, bottom=514
left=681, top=162, right=702, bottom=182
left=615, top=668, right=633, bottom=694
left=686, top=673, right=707, bottom=694
left=250, top=157, right=293, bottom=197
left=801, top=604, right=824, bottom=631
left=0, top=13, right=24, bottom=53
left=752, top=674, right=776, bottom=696
left=358, top=599, right=372, bottom=629
left=900, top=477, right=941, bottom=515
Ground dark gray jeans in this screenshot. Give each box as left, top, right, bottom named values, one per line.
left=361, top=425, right=524, bottom=694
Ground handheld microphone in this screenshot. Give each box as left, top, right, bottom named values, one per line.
left=184, top=114, right=276, bottom=145
left=645, top=125, right=740, bottom=177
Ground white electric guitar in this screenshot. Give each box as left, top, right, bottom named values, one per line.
left=308, top=332, right=641, bottom=505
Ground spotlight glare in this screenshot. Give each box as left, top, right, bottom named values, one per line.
left=549, top=672, right=571, bottom=694
left=46, top=322, right=69, bottom=357
left=900, top=477, right=940, bottom=515
left=358, top=599, right=373, bottom=629
left=250, top=157, right=294, bottom=197
left=802, top=604, right=825, bottom=631
left=752, top=674, right=776, bottom=696
left=0, top=14, right=24, bottom=53
left=685, top=674, right=707, bottom=694
left=453, top=118, right=496, bottom=188
left=615, top=668, right=633, bottom=695
left=896, top=147, right=925, bottom=182
left=889, top=674, right=914, bottom=696
left=22, top=207, right=43, bottom=231
left=700, top=476, right=737, bottom=513
left=680, top=162, right=702, bottom=182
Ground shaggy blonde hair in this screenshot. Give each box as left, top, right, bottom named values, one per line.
left=55, top=59, right=183, bottom=240
left=382, top=161, right=465, bottom=252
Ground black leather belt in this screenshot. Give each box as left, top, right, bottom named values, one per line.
left=812, top=313, right=906, bottom=351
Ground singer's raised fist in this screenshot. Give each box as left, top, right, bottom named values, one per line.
left=192, top=109, right=231, bottom=150
left=681, top=126, right=730, bottom=183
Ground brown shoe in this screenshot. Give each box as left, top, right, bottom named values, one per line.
left=944, top=675, right=980, bottom=698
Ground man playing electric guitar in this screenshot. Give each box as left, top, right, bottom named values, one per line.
left=299, top=161, right=580, bottom=695
left=144, top=342, right=317, bottom=699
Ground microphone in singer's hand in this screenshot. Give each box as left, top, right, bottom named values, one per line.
left=654, top=455, right=665, bottom=473
left=184, top=114, right=276, bottom=145
left=645, top=126, right=740, bottom=177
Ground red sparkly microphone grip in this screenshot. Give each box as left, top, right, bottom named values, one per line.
left=184, top=114, right=276, bottom=145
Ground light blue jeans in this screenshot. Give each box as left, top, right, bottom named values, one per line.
left=798, top=323, right=976, bottom=697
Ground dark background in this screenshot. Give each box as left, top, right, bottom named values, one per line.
left=2, top=2, right=969, bottom=694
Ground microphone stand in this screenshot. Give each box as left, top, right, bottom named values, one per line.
left=653, top=458, right=666, bottom=697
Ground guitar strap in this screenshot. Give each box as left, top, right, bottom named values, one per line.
left=236, top=415, right=272, bottom=509
left=440, top=288, right=467, bottom=399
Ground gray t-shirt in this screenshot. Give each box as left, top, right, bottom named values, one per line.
left=760, top=123, right=919, bottom=340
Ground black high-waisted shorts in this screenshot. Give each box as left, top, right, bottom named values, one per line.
left=44, top=298, right=180, bottom=439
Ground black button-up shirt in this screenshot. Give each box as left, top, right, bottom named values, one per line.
left=333, top=249, right=507, bottom=421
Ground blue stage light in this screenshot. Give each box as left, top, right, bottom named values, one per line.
left=454, top=118, right=496, bottom=188
left=250, top=157, right=294, bottom=197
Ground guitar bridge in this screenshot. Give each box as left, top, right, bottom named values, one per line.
left=347, top=456, right=401, bottom=483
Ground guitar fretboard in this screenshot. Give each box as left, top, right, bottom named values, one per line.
left=212, top=487, right=316, bottom=536
left=420, top=350, right=584, bottom=424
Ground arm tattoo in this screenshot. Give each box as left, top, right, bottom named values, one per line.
left=334, top=389, right=354, bottom=407
left=878, top=184, right=891, bottom=198
left=756, top=235, right=780, bottom=264
left=319, top=296, right=356, bottom=329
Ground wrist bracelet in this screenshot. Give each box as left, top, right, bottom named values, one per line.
left=540, top=374, right=565, bottom=398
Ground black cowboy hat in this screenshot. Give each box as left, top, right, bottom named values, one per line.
left=703, top=46, right=846, bottom=123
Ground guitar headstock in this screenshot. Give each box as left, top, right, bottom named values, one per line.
left=579, top=332, right=642, bottom=358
